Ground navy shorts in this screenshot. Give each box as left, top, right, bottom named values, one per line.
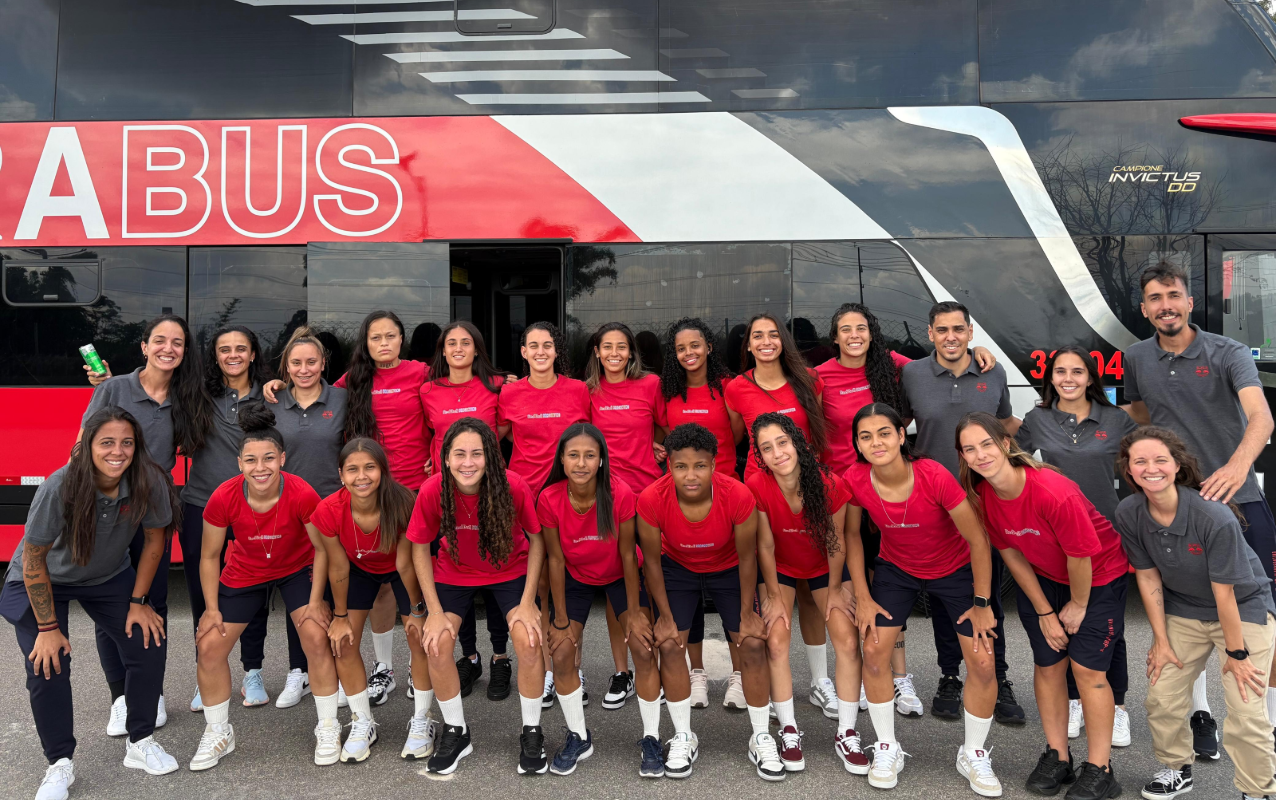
left=555, top=568, right=649, bottom=626
left=662, top=555, right=743, bottom=634
left=870, top=558, right=978, bottom=637
left=1239, top=499, right=1276, bottom=604
left=437, top=575, right=528, bottom=621
left=759, top=564, right=852, bottom=591
left=219, top=567, right=313, bottom=624
left=1018, top=574, right=1126, bottom=672
left=328, top=564, right=410, bottom=616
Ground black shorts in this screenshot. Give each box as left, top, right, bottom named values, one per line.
left=662, top=555, right=742, bottom=634
left=328, top=564, right=410, bottom=616
left=555, top=568, right=649, bottom=626
left=1018, top=574, right=1127, bottom=672
left=436, top=575, right=528, bottom=621
left=219, top=567, right=313, bottom=624
left=870, top=558, right=978, bottom=637
left=759, top=564, right=852, bottom=591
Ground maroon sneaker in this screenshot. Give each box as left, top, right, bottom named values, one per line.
left=835, top=728, right=870, bottom=775
left=777, top=724, right=805, bottom=772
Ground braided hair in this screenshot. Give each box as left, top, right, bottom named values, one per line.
left=750, top=412, right=839, bottom=558
left=438, top=418, right=518, bottom=567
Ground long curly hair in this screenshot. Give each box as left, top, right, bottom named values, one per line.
left=829, top=303, right=905, bottom=414
left=584, top=321, right=645, bottom=391
left=520, top=320, right=571, bottom=378
left=144, top=314, right=212, bottom=455
left=438, top=418, right=518, bottom=567
left=542, top=423, right=617, bottom=539
left=203, top=325, right=271, bottom=399
left=340, top=437, right=416, bottom=554
left=739, top=313, right=826, bottom=453
left=660, top=317, right=733, bottom=403
left=428, top=320, right=502, bottom=393
left=63, top=408, right=178, bottom=566
left=343, top=310, right=405, bottom=444
left=750, top=412, right=839, bottom=558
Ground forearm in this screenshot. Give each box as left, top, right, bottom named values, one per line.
left=737, top=551, right=758, bottom=616
left=757, top=540, right=781, bottom=599
left=966, top=535, right=994, bottom=598
left=521, top=534, right=544, bottom=605
left=827, top=548, right=848, bottom=594
left=309, top=549, right=329, bottom=606
left=131, top=527, right=167, bottom=598
left=200, top=554, right=222, bottom=613
left=621, top=549, right=642, bottom=615
left=845, top=511, right=871, bottom=599
left=412, top=543, right=444, bottom=615
left=1066, top=556, right=1093, bottom=607
left=1002, top=549, right=1052, bottom=614
left=1211, top=582, right=1248, bottom=651
left=1135, top=569, right=1171, bottom=642
left=548, top=553, right=569, bottom=621
left=21, top=544, right=57, bottom=626
left=397, top=541, right=423, bottom=606
left=1234, top=413, right=1274, bottom=471
left=328, top=557, right=351, bottom=613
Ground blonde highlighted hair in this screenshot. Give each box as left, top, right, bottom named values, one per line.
left=954, top=411, right=1059, bottom=518
left=277, top=325, right=329, bottom=387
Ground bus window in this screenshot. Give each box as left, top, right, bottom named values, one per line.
left=188, top=247, right=307, bottom=373
left=1074, top=235, right=1206, bottom=342
left=0, top=0, right=57, bottom=121
left=1223, top=250, right=1276, bottom=363
left=456, top=0, right=555, bottom=35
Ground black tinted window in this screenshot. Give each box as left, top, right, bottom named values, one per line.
left=1076, top=235, right=1206, bottom=341
left=0, top=0, right=57, bottom=121
left=980, top=0, right=1276, bottom=102
left=0, top=247, right=186, bottom=386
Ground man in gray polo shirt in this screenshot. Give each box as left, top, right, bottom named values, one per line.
left=900, top=301, right=1023, bottom=724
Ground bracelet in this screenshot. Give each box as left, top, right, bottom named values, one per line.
left=37, top=622, right=60, bottom=632
left=333, top=611, right=348, bottom=618
left=551, top=620, right=570, bottom=630
left=411, top=610, right=426, bottom=618
left=1036, top=609, right=1057, bottom=617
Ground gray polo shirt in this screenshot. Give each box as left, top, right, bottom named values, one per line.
left=5, top=465, right=173, bottom=587
left=274, top=381, right=347, bottom=498
left=1017, top=401, right=1138, bottom=521
left=1116, top=485, right=1276, bottom=624
left=902, top=351, right=1013, bottom=476
left=83, top=368, right=176, bottom=473
left=1124, top=325, right=1265, bottom=505
left=181, top=383, right=263, bottom=509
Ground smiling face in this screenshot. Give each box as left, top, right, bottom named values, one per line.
left=91, top=420, right=136, bottom=481
left=674, top=328, right=709, bottom=377
left=340, top=450, right=381, bottom=501
left=927, top=311, right=973, bottom=366
left=215, top=331, right=254, bottom=380
left=561, top=433, right=601, bottom=491
left=855, top=414, right=906, bottom=467
left=958, top=424, right=1008, bottom=479
left=443, top=325, right=476, bottom=373
left=668, top=446, right=715, bottom=502
left=834, top=311, right=871, bottom=362
left=755, top=423, right=799, bottom=479
left=1141, top=277, right=1193, bottom=338
left=522, top=327, right=557, bottom=375
left=287, top=342, right=324, bottom=391
left=595, top=331, right=631, bottom=377
left=1051, top=352, right=1091, bottom=404
left=1126, top=438, right=1178, bottom=495
left=142, top=320, right=185, bottom=374
left=446, top=431, right=487, bottom=492
left=748, top=319, right=783, bottom=365
left=238, top=439, right=284, bottom=492
left=366, top=318, right=403, bottom=365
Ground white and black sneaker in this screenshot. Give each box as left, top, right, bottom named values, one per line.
left=518, top=725, right=548, bottom=775
left=275, top=669, right=310, bottom=709
left=427, top=724, right=472, bottom=775
left=664, top=731, right=699, bottom=779
left=367, top=663, right=395, bottom=706
left=749, top=732, right=786, bottom=781
left=1142, top=764, right=1192, bottom=799
left=541, top=673, right=557, bottom=710
left=603, top=671, right=635, bottom=710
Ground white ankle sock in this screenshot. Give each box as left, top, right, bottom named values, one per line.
left=346, top=689, right=373, bottom=723
left=314, top=692, right=338, bottom=723
left=868, top=700, right=895, bottom=744
left=774, top=697, right=796, bottom=727
left=806, top=643, right=828, bottom=685
left=413, top=683, right=434, bottom=720
left=747, top=705, right=770, bottom=736
left=838, top=698, right=859, bottom=732
left=1192, top=671, right=1210, bottom=715
left=964, top=710, right=993, bottom=756
left=1267, top=687, right=1276, bottom=726
left=667, top=697, right=692, bottom=735
left=203, top=698, right=230, bottom=727
left=559, top=685, right=587, bottom=737
left=372, top=630, right=394, bottom=671
left=438, top=694, right=466, bottom=732
left=638, top=697, right=661, bottom=739
left=520, top=693, right=542, bottom=728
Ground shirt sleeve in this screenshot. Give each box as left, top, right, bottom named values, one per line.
left=202, top=484, right=234, bottom=528
left=139, top=472, right=174, bottom=530
left=496, top=389, right=513, bottom=427
left=23, top=476, right=66, bottom=547
left=514, top=478, right=542, bottom=536
left=536, top=490, right=560, bottom=531
left=615, top=483, right=638, bottom=523
left=1204, top=514, right=1266, bottom=586
left=1223, top=338, right=1263, bottom=394
left=890, top=351, right=913, bottom=370
left=931, top=462, right=968, bottom=511
left=995, top=373, right=1013, bottom=418
left=1122, top=348, right=1141, bottom=403
left=81, top=380, right=117, bottom=428
left=1114, top=506, right=1155, bottom=570
left=295, top=480, right=322, bottom=523
left=405, top=485, right=439, bottom=545
left=730, top=480, right=758, bottom=524
left=333, top=372, right=348, bottom=390
left=573, top=381, right=592, bottom=424
left=898, top=368, right=915, bottom=419
left=1053, top=495, right=1102, bottom=559
left=651, top=378, right=668, bottom=428
left=309, top=499, right=340, bottom=538
left=1014, top=412, right=1036, bottom=453
left=636, top=486, right=662, bottom=528
left=1117, top=408, right=1140, bottom=439
left=829, top=474, right=853, bottom=512
left=810, top=369, right=826, bottom=397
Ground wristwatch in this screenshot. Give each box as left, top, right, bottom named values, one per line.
left=972, top=595, right=991, bottom=608
left=411, top=600, right=427, bottom=616
left=1226, top=647, right=1250, bottom=661
left=129, top=594, right=149, bottom=606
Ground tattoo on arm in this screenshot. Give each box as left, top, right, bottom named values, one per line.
left=22, top=543, right=57, bottom=626
left=27, top=582, right=55, bottom=625
left=893, top=640, right=906, bottom=649
left=332, top=576, right=348, bottom=586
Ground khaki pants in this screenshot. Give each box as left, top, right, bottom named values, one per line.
left=1145, top=614, right=1276, bottom=796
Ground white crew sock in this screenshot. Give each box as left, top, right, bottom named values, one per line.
left=372, top=630, right=394, bottom=671
left=314, top=692, right=338, bottom=723
left=203, top=698, right=230, bottom=728
left=667, top=697, right=692, bottom=735
left=638, top=697, right=661, bottom=739
left=1192, top=671, right=1211, bottom=715
left=806, top=642, right=828, bottom=686
left=774, top=697, right=796, bottom=727
left=520, top=693, right=542, bottom=728
left=438, top=694, right=466, bottom=732
left=347, top=689, right=373, bottom=724
left=559, top=685, right=587, bottom=737
left=838, top=698, right=859, bottom=732
left=868, top=700, right=895, bottom=744
left=964, top=710, right=993, bottom=756
left=747, top=705, right=770, bottom=736
left=413, top=683, right=434, bottom=720
left=1267, top=687, right=1276, bottom=726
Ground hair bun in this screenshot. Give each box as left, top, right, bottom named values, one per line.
left=237, top=399, right=276, bottom=433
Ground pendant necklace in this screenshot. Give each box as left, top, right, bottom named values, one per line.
left=870, top=462, right=914, bottom=528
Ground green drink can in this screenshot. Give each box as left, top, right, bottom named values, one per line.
left=79, top=344, right=106, bottom=374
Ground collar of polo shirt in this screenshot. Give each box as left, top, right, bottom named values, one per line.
left=282, top=379, right=331, bottom=409
left=127, top=367, right=171, bottom=408
left=1154, top=324, right=1205, bottom=361
left=1139, top=484, right=1192, bottom=536
left=928, top=348, right=980, bottom=378
left=1048, top=399, right=1103, bottom=425
left=97, top=474, right=132, bottom=505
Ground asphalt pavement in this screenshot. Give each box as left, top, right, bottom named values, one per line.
left=0, top=573, right=1256, bottom=799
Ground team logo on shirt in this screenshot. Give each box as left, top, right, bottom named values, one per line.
left=119, top=504, right=130, bottom=516
left=1188, top=543, right=1204, bottom=555
left=778, top=407, right=797, bottom=414
left=1195, top=366, right=1210, bottom=377
left=598, top=405, right=631, bottom=411
left=976, top=383, right=988, bottom=392
left=1094, top=430, right=1108, bottom=440
left=839, top=386, right=870, bottom=395
left=528, top=413, right=562, bottom=419
left=371, top=388, right=401, bottom=395
left=681, top=408, right=709, bottom=415
left=322, top=410, right=334, bottom=419
left=1003, top=528, right=1042, bottom=537
left=442, top=406, right=478, bottom=415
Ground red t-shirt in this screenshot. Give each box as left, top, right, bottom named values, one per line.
left=748, top=470, right=853, bottom=580
left=335, top=360, right=430, bottom=486
left=589, top=374, right=667, bottom=493
left=844, top=458, right=969, bottom=579
left=637, top=472, right=756, bottom=573
left=666, top=384, right=736, bottom=476
left=497, top=376, right=591, bottom=493
left=537, top=478, right=640, bottom=585
left=724, top=369, right=826, bottom=481
left=406, top=470, right=541, bottom=586
left=308, top=487, right=399, bottom=575
left=816, top=352, right=912, bottom=476
left=977, top=466, right=1130, bottom=587
left=203, top=473, right=321, bottom=589
left=420, top=375, right=504, bottom=472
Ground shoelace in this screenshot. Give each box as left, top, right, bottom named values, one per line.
left=42, top=762, right=73, bottom=787
left=244, top=671, right=265, bottom=694
left=521, top=729, right=544, bottom=758
left=640, top=737, right=663, bottom=763
left=1151, top=766, right=1182, bottom=787
left=407, top=717, right=434, bottom=742
left=816, top=677, right=837, bottom=699
left=894, top=674, right=918, bottom=699
left=369, top=670, right=392, bottom=694
left=753, top=734, right=781, bottom=764
left=966, top=748, right=997, bottom=782
left=435, top=727, right=463, bottom=757
left=779, top=727, right=802, bottom=750
left=1069, top=702, right=1084, bottom=724
left=936, top=677, right=963, bottom=701
left=874, top=745, right=908, bottom=771
left=838, top=732, right=863, bottom=754
left=315, top=723, right=342, bottom=750
left=560, top=729, right=588, bottom=757
left=348, top=717, right=375, bottom=743
left=132, top=735, right=166, bottom=758
left=667, top=734, right=694, bottom=764
left=997, top=680, right=1017, bottom=704
left=197, top=727, right=230, bottom=755
left=608, top=673, right=630, bottom=695
left=689, top=671, right=708, bottom=687
left=283, top=671, right=306, bottom=694
left=1113, top=709, right=1130, bottom=734
left=1072, top=764, right=1107, bottom=793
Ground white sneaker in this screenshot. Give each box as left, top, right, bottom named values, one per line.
left=956, top=746, right=1003, bottom=798
left=723, top=671, right=746, bottom=710
left=868, top=740, right=907, bottom=789
left=188, top=724, right=234, bottom=771
left=893, top=674, right=924, bottom=717
left=859, top=683, right=869, bottom=711
left=1112, top=706, right=1131, bottom=748
left=337, top=683, right=348, bottom=709
left=664, top=731, right=699, bottom=778
left=189, top=686, right=203, bottom=713
left=276, top=669, right=310, bottom=709
left=810, top=677, right=838, bottom=719
left=155, top=696, right=167, bottom=729
left=123, top=735, right=179, bottom=775
left=1067, top=699, right=1084, bottom=739
left=107, top=696, right=128, bottom=737
left=340, top=716, right=378, bottom=763
left=402, top=716, right=438, bottom=759
left=314, top=719, right=342, bottom=766
left=749, top=732, right=786, bottom=781
left=35, top=758, right=73, bottom=800
left=689, top=669, right=709, bottom=709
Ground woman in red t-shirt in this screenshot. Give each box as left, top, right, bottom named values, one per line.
left=311, top=438, right=435, bottom=764
left=189, top=404, right=338, bottom=772
left=957, top=412, right=1129, bottom=794
left=421, top=321, right=505, bottom=476
left=407, top=418, right=546, bottom=776
left=748, top=413, right=862, bottom=775
left=845, top=402, right=1001, bottom=794
left=585, top=322, right=667, bottom=493
left=538, top=422, right=656, bottom=775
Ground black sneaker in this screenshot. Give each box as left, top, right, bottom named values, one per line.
left=1025, top=748, right=1074, bottom=796
left=456, top=655, right=482, bottom=699
left=995, top=678, right=1026, bottom=725
left=427, top=724, right=473, bottom=775
left=603, top=671, right=635, bottom=710
left=1191, top=711, right=1219, bottom=760
left=932, top=675, right=963, bottom=719
left=488, top=656, right=512, bottom=701
left=519, top=725, right=548, bottom=775
left=638, top=735, right=664, bottom=778
left=1066, top=762, right=1121, bottom=800
left=1142, top=764, right=1191, bottom=798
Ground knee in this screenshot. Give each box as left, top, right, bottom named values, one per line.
left=862, top=635, right=892, bottom=667
left=967, top=651, right=996, bottom=683
left=739, top=637, right=766, bottom=667
left=511, top=629, right=539, bottom=661
left=657, top=638, right=684, bottom=664
left=550, top=642, right=576, bottom=671
left=299, top=626, right=330, bottom=658
left=196, top=638, right=221, bottom=670
left=766, top=629, right=790, bottom=661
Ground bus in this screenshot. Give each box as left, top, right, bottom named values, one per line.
left=5, top=0, right=1276, bottom=555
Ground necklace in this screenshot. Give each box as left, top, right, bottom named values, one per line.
left=247, top=481, right=283, bottom=560
left=351, top=506, right=381, bottom=560
left=870, top=463, right=914, bottom=528
left=567, top=486, right=596, bottom=515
